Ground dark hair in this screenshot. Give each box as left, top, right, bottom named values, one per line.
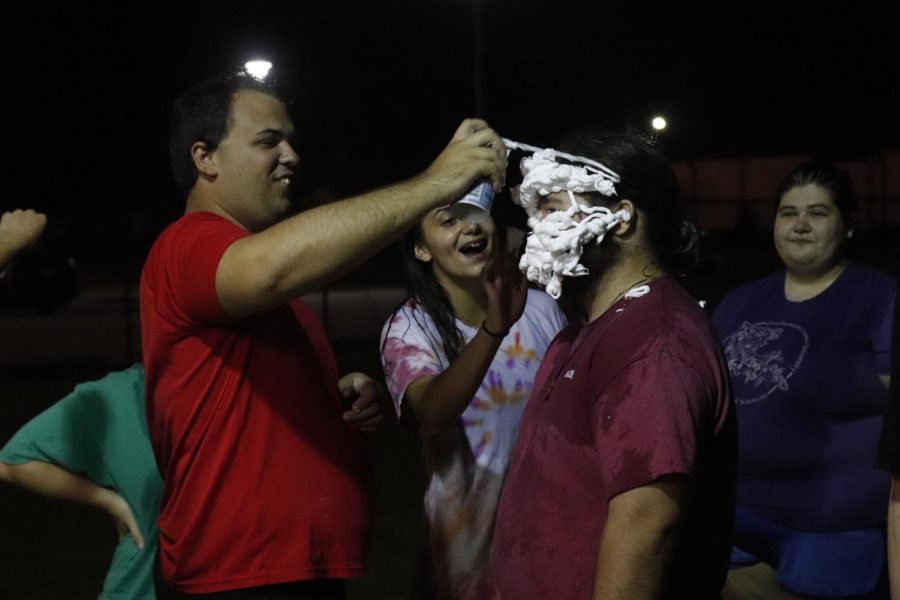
left=559, top=129, right=700, bottom=276
left=774, top=160, right=857, bottom=226
left=384, top=218, right=510, bottom=367
left=392, top=226, right=464, bottom=364
left=168, top=72, right=286, bottom=197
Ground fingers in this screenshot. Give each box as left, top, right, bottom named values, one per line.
left=343, top=403, right=385, bottom=432
left=125, top=515, right=145, bottom=550
left=451, top=118, right=490, bottom=142
left=339, top=374, right=387, bottom=431
left=343, top=401, right=381, bottom=422
left=0, top=209, right=48, bottom=252
left=452, top=120, right=507, bottom=191
left=109, top=495, right=145, bottom=550
left=349, top=380, right=380, bottom=411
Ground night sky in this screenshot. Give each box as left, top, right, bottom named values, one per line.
left=3, top=2, right=899, bottom=275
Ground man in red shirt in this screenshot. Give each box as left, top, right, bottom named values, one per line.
left=141, top=72, right=505, bottom=598
left=492, top=130, right=736, bottom=599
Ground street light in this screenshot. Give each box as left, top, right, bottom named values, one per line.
left=244, top=60, right=273, bottom=80
left=651, top=116, right=667, bottom=131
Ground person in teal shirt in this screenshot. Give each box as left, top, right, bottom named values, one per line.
left=0, top=364, right=160, bottom=599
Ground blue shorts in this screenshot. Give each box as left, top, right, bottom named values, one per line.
left=729, top=505, right=886, bottom=597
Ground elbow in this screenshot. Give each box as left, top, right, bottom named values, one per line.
left=410, top=407, right=453, bottom=437
left=419, top=415, right=449, bottom=437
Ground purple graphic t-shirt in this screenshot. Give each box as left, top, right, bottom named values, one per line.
left=381, top=289, right=566, bottom=599
left=713, top=261, right=896, bottom=531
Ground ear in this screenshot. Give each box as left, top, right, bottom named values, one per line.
left=190, top=141, right=218, bottom=181
left=610, top=199, right=636, bottom=236
left=413, top=242, right=433, bottom=263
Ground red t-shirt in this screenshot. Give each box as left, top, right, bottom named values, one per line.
left=140, top=212, right=370, bottom=593
left=492, top=277, right=736, bottom=600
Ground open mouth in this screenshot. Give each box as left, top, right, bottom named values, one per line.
left=459, top=239, right=487, bottom=256
left=275, top=176, right=292, bottom=187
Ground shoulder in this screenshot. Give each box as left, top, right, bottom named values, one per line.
left=716, top=271, right=782, bottom=309
left=66, top=365, right=145, bottom=411
left=522, top=288, right=565, bottom=319
left=148, top=213, right=247, bottom=258
left=844, top=261, right=897, bottom=293
left=524, top=288, right=558, bottom=309
left=608, top=279, right=719, bottom=361
left=381, top=298, right=432, bottom=341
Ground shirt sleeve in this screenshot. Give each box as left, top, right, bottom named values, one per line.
left=0, top=378, right=118, bottom=485
left=590, top=350, right=713, bottom=500
left=159, top=215, right=249, bottom=323
left=380, top=307, right=447, bottom=417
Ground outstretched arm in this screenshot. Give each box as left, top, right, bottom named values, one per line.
left=0, top=209, right=47, bottom=271
left=0, top=461, right=144, bottom=549
left=592, top=478, right=688, bottom=599
left=215, top=119, right=507, bottom=318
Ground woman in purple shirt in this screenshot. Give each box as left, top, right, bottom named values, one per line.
left=713, top=161, right=896, bottom=599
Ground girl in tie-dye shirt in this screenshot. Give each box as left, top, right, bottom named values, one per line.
left=380, top=208, right=566, bottom=600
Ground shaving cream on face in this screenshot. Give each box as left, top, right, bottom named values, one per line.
left=504, top=140, right=627, bottom=299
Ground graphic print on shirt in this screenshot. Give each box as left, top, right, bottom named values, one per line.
left=722, top=320, right=809, bottom=405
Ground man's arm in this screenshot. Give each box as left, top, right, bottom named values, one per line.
left=0, top=461, right=144, bottom=549
left=888, top=475, right=900, bottom=599
left=0, top=209, right=47, bottom=270
left=592, top=478, right=689, bottom=600
left=216, top=119, right=506, bottom=318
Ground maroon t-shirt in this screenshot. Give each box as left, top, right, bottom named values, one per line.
left=141, top=213, right=370, bottom=593
left=492, top=277, right=736, bottom=600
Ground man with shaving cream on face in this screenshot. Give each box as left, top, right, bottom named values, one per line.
left=492, top=130, right=736, bottom=600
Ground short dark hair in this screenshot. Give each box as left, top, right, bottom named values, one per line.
left=168, top=72, right=286, bottom=197
left=774, top=160, right=857, bottom=225
left=559, top=129, right=700, bottom=276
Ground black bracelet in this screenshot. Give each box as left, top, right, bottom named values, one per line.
left=481, top=321, right=509, bottom=339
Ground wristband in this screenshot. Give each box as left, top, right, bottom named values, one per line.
left=481, top=321, right=508, bottom=339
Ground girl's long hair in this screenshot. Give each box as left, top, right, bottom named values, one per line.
left=385, top=219, right=509, bottom=367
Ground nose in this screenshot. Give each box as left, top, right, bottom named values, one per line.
left=792, top=214, right=811, bottom=233
left=280, top=142, right=300, bottom=168
left=460, top=220, right=481, bottom=234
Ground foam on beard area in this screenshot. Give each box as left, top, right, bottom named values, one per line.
left=518, top=190, right=630, bottom=299
left=502, top=141, right=625, bottom=299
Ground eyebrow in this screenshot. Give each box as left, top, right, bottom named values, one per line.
left=779, top=203, right=833, bottom=211
left=255, top=129, right=285, bottom=138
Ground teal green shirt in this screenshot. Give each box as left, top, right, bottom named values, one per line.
left=0, top=364, right=161, bottom=599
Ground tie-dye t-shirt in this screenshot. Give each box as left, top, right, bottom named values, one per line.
left=381, top=288, right=566, bottom=600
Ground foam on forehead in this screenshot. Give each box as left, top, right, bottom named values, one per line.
left=503, top=139, right=620, bottom=216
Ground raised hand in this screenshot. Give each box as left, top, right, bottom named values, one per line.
left=420, top=119, right=507, bottom=203
left=0, top=209, right=48, bottom=269
left=481, top=230, right=528, bottom=337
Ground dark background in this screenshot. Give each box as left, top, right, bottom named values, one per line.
left=2, top=1, right=899, bottom=285
left=1, top=2, right=899, bottom=598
